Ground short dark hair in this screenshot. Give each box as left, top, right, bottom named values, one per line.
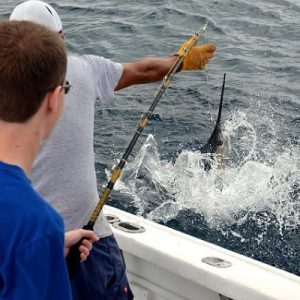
left=0, top=20, right=67, bottom=123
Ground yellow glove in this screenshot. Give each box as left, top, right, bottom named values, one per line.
left=177, top=38, right=216, bottom=71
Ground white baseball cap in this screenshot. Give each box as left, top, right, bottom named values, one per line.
left=10, top=0, right=63, bottom=33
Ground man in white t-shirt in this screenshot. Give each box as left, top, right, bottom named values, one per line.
left=10, top=1, right=216, bottom=299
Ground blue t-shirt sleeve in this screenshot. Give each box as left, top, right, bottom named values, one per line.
left=3, top=234, right=71, bottom=300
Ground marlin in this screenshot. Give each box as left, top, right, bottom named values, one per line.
left=200, top=73, right=227, bottom=171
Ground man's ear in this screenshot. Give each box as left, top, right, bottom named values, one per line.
left=46, top=86, right=61, bottom=114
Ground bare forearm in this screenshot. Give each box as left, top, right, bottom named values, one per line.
left=115, top=56, right=177, bottom=91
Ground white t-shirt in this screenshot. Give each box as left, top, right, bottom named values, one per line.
left=31, top=54, right=123, bottom=237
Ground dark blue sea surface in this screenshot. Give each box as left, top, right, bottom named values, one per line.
left=2, top=0, right=299, bottom=276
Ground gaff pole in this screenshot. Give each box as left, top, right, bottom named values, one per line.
left=67, top=23, right=208, bottom=275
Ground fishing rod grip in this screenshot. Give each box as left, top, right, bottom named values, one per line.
left=66, top=224, right=94, bottom=278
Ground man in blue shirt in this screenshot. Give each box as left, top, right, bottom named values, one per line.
left=0, top=20, right=98, bottom=299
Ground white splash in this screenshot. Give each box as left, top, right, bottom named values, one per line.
left=115, top=111, right=300, bottom=235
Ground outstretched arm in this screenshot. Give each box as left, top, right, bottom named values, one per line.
left=115, top=43, right=216, bottom=91
left=116, top=56, right=177, bottom=91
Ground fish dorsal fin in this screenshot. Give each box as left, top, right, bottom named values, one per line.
left=215, top=73, right=226, bottom=128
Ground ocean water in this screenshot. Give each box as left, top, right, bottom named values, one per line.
left=1, top=0, right=299, bottom=276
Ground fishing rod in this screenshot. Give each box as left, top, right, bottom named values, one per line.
left=85, top=23, right=208, bottom=229
left=67, top=23, right=208, bottom=276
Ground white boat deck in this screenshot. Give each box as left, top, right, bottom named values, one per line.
left=104, top=205, right=300, bottom=300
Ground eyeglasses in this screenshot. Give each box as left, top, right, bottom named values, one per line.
left=61, top=80, right=72, bottom=95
